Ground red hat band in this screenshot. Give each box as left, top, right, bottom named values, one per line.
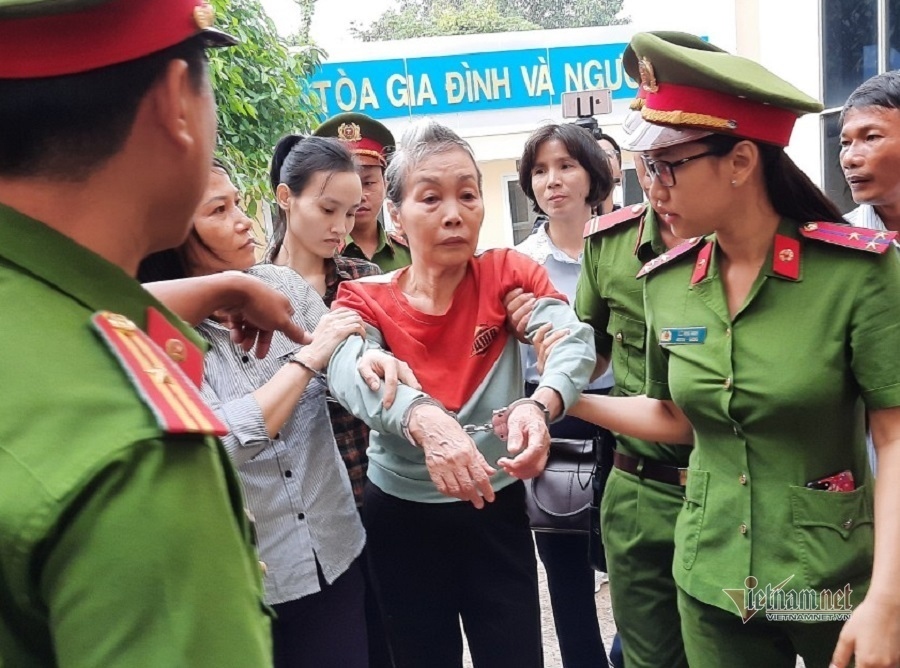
left=0, top=0, right=218, bottom=79
left=642, top=82, right=799, bottom=147
left=345, top=137, right=387, bottom=165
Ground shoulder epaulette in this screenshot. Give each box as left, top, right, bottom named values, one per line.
left=636, top=236, right=705, bottom=278
left=92, top=311, right=227, bottom=437
left=387, top=230, right=408, bottom=248
left=583, top=203, right=646, bottom=238
left=799, top=222, right=896, bottom=254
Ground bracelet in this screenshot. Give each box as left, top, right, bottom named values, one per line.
left=288, top=352, right=325, bottom=379
left=400, top=396, right=456, bottom=446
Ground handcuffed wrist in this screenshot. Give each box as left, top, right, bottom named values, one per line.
left=401, top=396, right=455, bottom=445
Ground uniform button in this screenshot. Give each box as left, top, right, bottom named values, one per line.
left=733, top=425, right=740, bottom=436
left=259, top=560, right=268, bottom=576
left=725, top=328, right=732, bottom=337
left=739, top=523, right=748, bottom=535
left=297, top=513, right=306, bottom=521
left=615, top=332, right=623, bottom=342
left=285, top=470, right=292, bottom=478
left=739, top=473, right=747, bottom=485
left=241, top=354, right=250, bottom=363
left=842, top=519, right=854, bottom=530
left=723, top=377, right=732, bottom=389
left=165, top=338, right=187, bottom=362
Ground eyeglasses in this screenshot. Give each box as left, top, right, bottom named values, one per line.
left=640, top=150, right=720, bottom=187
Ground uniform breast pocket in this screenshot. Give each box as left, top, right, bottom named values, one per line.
left=675, top=469, right=709, bottom=570
left=607, top=312, right=646, bottom=394
left=789, top=483, right=874, bottom=590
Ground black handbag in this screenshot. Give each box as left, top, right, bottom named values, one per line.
left=524, top=437, right=595, bottom=533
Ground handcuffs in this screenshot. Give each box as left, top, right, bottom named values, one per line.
left=401, top=396, right=550, bottom=444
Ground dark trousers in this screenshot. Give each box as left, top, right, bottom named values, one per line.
left=535, top=532, right=608, bottom=668
left=527, top=383, right=611, bottom=668
left=363, top=480, right=543, bottom=668
left=271, top=558, right=368, bottom=668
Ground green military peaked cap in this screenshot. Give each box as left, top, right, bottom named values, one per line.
left=622, top=31, right=822, bottom=150
left=314, top=112, right=396, bottom=167
left=621, top=32, right=728, bottom=150
left=0, top=0, right=236, bottom=79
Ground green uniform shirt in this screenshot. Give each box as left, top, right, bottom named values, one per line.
left=644, top=219, right=900, bottom=616
left=341, top=221, right=411, bottom=272
left=575, top=206, right=689, bottom=466
left=0, top=204, right=272, bottom=666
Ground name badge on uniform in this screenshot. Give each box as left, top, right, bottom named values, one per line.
left=659, top=327, right=707, bottom=345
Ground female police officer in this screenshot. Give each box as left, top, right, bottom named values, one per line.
left=559, top=33, right=900, bottom=668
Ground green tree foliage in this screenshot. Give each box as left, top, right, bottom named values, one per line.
left=208, top=0, right=324, bottom=215
left=499, top=0, right=628, bottom=30
left=352, top=0, right=627, bottom=42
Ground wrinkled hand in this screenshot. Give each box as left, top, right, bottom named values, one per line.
left=357, top=350, right=422, bottom=408
left=409, top=404, right=496, bottom=508
left=216, top=277, right=311, bottom=359
left=830, top=595, right=900, bottom=668
left=533, top=323, right=571, bottom=376
left=299, top=308, right=367, bottom=370
left=497, top=403, right=551, bottom=479
left=503, top=288, right=537, bottom=343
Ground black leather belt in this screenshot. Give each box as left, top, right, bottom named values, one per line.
left=613, top=451, right=687, bottom=487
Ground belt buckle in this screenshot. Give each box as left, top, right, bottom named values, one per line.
left=678, top=468, right=688, bottom=487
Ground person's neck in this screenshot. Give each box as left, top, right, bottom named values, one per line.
left=274, top=241, right=327, bottom=292
left=401, top=261, right=468, bottom=315
left=714, top=195, right=781, bottom=266
left=350, top=217, right=380, bottom=257
left=546, top=207, right=590, bottom=259
left=0, top=167, right=150, bottom=277
left=873, top=202, right=900, bottom=232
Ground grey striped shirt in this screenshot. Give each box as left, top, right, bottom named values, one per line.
left=198, top=264, right=364, bottom=605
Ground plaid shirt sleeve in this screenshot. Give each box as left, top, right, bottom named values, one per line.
left=324, top=256, right=382, bottom=507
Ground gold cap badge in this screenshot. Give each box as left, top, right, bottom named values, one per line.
left=638, top=57, right=659, bottom=93
left=193, top=3, right=216, bottom=30
left=337, top=122, right=363, bottom=143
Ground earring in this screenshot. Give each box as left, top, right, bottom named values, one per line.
left=731, top=180, right=737, bottom=186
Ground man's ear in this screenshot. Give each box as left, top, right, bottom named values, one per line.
left=276, top=183, right=292, bottom=211
left=148, top=58, right=204, bottom=153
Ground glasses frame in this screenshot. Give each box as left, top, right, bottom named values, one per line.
left=640, top=149, right=722, bottom=187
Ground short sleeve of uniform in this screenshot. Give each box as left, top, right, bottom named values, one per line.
left=642, top=277, right=671, bottom=401
left=575, top=237, right=614, bottom=358
left=850, top=250, right=900, bottom=409
left=42, top=437, right=271, bottom=667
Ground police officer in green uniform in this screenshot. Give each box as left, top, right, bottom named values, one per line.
left=574, top=32, right=726, bottom=668
left=314, top=112, right=412, bottom=271
left=564, top=33, right=900, bottom=668
left=0, top=1, right=279, bottom=664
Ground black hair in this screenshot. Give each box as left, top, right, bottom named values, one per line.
left=841, top=70, right=900, bottom=123
left=267, top=134, right=356, bottom=258
left=137, top=158, right=233, bottom=283
left=701, top=134, right=845, bottom=224
left=597, top=133, right=622, bottom=167
left=0, top=35, right=208, bottom=180
left=518, top=123, right=613, bottom=215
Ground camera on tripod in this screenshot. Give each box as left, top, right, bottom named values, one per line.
left=561, top=89, right=612, bottom=140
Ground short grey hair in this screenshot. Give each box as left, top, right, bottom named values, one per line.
left=385, top=119, right=483, bottom=207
